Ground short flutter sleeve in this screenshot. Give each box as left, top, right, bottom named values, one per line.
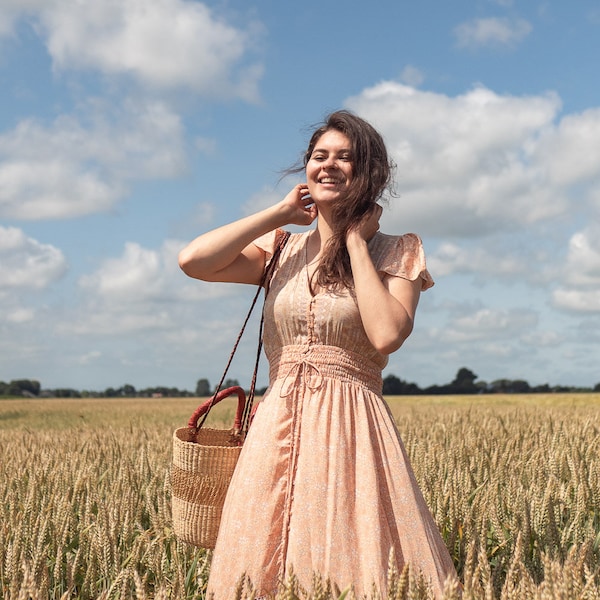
left=252, top=228, right=286, bottom=261
left=371, top=232, right=434, bottom=291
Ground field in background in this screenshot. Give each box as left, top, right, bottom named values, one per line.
left=1, top=394, right=599, bottom=599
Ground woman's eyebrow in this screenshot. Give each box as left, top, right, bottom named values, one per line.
left=312, top=146, right=352, bottom=154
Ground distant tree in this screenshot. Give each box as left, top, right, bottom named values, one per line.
left=383, top=374, right=403, bottom=395
left=196, top=378, right=211, bottom=397
left=223, top=378, right=240, bottom=390
left=489, top=379, right=511, bottom=393
left=8, top=379, right=41, bottom=397
left=121, top=384, right=136, bottom=397
left=450, top=368, right=478, bottom=394
left=383, top=374, right=422, bottom=395
left=475, top=380, right=489, bottom=393
left=532, top=383, right=551, bottom=393
left=52, top=388, right=81, bottom=398
left=510, top=380, right=531, bottom=394
left=594, top=382, right=600, bottom=392
left=489, top=378, right=532, bottom=394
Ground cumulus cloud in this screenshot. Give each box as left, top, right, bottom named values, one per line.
left=551, top=227, right=600, bottom=313
left=0, top=1, right=264, bottom=222
left=79, top=239, right=198, bottom=302
left=454, top=17, right=532, bottom=49
left=80, top=242, right=164, bottom=301
left=521, top=331, right=564, bottom=347
left=0, top=226, right=67, bottom=289
left=563, top=229, right=600, bottom=286
left=399, top=65, right=424, bottom=87
left=347, top=81, right=600, bottom=237
left=553, top=289, right=600, bottom=313
left=0, top=100, right=187, bottom=220
left=71, top=238, right=234, bottom=335
left=6, top=0, right=263, bottom=100
left=532, top=108, right=600, bottom=186
left=442, top=307, right=538, bottom=342
left=242, top=185, right=296, bottom=216
left=428, top=241, right=527, bottom=278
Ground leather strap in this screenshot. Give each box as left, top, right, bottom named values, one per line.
left=195, top=230, right=291, bottom=434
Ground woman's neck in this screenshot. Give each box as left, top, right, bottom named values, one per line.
left=314, top=213, right=334, bottom=246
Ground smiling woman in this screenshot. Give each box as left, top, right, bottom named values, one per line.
left=178, top=110, right=459, bottom=598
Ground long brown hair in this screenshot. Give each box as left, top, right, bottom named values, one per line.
left=298, top=110, right=394, bottom=290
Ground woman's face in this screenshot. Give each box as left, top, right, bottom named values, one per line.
left=306, top=129, right=353, bottom=205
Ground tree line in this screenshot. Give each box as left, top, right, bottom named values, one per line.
left=382, top=367, right=600, bottom=395
left=2, top=368, right=600, bottom=399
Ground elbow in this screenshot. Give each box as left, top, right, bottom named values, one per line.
left=178, top=248, right=204, bottom=279
left=178, top=249, right=192, bottom=276
left=371, top=320, right=414, bottom=355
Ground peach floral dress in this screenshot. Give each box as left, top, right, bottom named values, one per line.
left=206, top=230, right=457, bottom=599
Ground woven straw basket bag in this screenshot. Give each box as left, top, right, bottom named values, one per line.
left=171, top=386, right=246, bottom=548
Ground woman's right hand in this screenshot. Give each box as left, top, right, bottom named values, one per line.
left=179, top=184, right=317, bottom=284
left=279, top=183, right=318, bottom=226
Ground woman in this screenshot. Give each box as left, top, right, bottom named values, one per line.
left=178, top=111, right=458, bottom=598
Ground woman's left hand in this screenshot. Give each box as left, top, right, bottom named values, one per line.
left=346, top=204, right=382, bottom=245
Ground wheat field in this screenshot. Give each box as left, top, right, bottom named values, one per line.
left=1, top=394, right=599, bottom=599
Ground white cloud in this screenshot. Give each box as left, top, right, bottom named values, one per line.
left=13, top=0, right=263, bottom=100
left=348, top=82, right=573, bottom=236
left=0, top=1, right=45, bottom=38
left=70, top=238, right=235, bottom=335
left=443, top=307, right=538, bottom=342
left=532, top=108, right=600, bottom=186
left=563, top=229, right=600, bottom=286
left=80, top=241, right=163, bottom=300
left=552, top=289, right=600, bottom=313
left=0, top=159, right=121, bottom=220
left=0, top=100, right=187, bottom=220
left=551, top=227, right=600, bottom=313
left=0, top=13, right=15, bottom=38
left=428, top=241, right=527, bottom=278
left=399, top=65, right=424, bottom=87
left=521, top=331, right=564, bottom=347
left=454, top=17, right=532, bottom=49
left=0, top=226, right=67, bottom=289
left=5, top=307, right=36, bottom=324
left=79, top=239, right=198, bottom=303
left=242, top=185, right=292, bottom=216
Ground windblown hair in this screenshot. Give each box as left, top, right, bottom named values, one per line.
left=300, top=110, right=395, bottom=290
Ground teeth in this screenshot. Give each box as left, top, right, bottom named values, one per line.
left=320, top=178, right=339, bottom=184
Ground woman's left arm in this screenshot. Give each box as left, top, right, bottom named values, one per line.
left=346, top=207, right=422, bottom=355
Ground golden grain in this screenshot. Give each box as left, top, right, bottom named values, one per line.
left=1, top=395, right=599, bottom=599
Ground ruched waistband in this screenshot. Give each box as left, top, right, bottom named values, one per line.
left=269, top=345, right=383, bottom=396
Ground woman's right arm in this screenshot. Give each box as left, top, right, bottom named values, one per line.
left=178, top=184, right=316, bottom=285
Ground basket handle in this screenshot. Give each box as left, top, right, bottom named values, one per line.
left=187, top=386, right=246, bottom=433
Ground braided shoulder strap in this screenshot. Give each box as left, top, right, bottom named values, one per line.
left=195, top=230, right=291, bottom=434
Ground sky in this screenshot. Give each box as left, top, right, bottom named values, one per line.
left=1, top=0, right=600, bottom=393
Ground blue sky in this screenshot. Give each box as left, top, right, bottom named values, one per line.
left=1, top=0, right=600, bottom=392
